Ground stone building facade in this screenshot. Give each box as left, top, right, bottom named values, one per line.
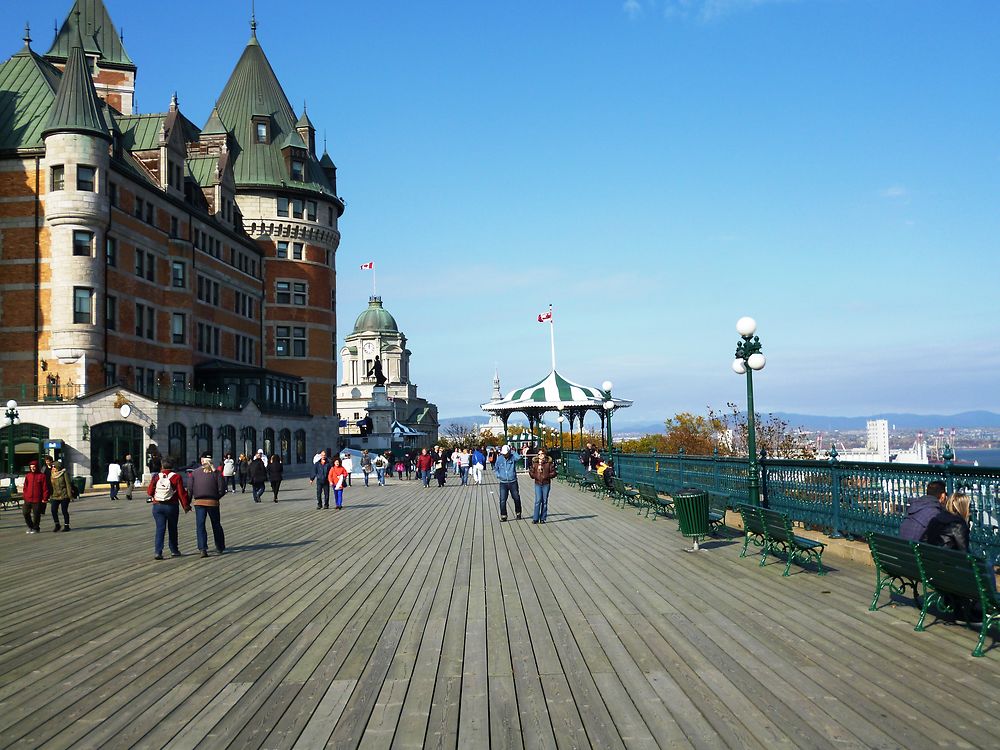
left=0, top=2, right=344, bottom=484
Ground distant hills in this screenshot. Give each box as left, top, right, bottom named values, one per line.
left=440, top=411, right=1000, bottom=433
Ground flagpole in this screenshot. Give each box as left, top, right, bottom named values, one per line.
left=549, top=303, right=556, bottom=371
left=373, top=268, right=377, bottom=297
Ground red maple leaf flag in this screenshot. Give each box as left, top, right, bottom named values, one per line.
left=360, top=261, right=374, bottom=270
left=537, top=310, right=552, bottom=323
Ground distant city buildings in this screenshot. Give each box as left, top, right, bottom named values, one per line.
left=0, top=1, right=343, bottom=484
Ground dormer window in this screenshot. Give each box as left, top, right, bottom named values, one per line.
left=291, top=160, right=304, bottom=181
left=253, top=116, right=270, bottom=144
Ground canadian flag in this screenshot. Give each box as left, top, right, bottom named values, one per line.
left=537, top=310, right=552, bottom=323
left=360, top=261, right=374, bottom=270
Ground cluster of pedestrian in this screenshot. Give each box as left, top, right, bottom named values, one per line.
left=146, top=453, right=228, bottom=560
left=20, top=455, right=80, bottom=533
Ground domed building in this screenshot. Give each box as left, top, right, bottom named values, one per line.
left=337, top=296, right=438, bottom=450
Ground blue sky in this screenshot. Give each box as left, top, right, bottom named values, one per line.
left=24, top=1, right=1000, bottom=422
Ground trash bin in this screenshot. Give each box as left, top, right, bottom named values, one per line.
left=674, top=488, right=710, bottom=552
left=70, top=477, right=85, bottom=498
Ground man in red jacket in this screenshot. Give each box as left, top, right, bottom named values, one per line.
left=21, top=459, right=50, bottom=533
left=146, top=457, right=191, bottom=559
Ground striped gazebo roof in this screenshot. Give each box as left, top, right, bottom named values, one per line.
left=481, top=370, right=632, bottom=413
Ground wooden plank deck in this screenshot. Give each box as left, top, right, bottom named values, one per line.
left=1, top=471, right=998, bottom=749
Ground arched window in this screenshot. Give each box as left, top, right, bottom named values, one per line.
left=279, top=428, right=291, bottom=464
left=294, top=429, right=306, bottom=464
left=263, top=427, right=275, bottom=458
left=194, top=424, right=213, bottom=459
left=241, top=426, right=256, bottom=458
left=167, top=422, right=187, bottom=466
left=219, top=425, right=236, bottom=458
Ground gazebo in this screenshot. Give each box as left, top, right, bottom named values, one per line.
left=481, top=369, right=632, bottom=450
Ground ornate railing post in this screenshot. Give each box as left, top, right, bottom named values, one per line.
left=712, top=448, right=721, bottom=495
left=942, top=444, right=955, bottom=494
left=828, top=445, right=843, bottom=538
left=758, top=448, right=768, bottom=509
left=678, top=448, right=686, bottom=487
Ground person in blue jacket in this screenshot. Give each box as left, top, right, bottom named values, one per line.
left=898, top=480, right=947, bottom=541
left=494, top=445, right=522, bottom=521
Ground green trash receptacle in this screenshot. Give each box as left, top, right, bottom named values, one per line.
left=70, top=477, right=85, bottom=497
left=674, top=488, right=710, bottom=552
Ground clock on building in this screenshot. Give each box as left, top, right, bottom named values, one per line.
left=363, top=341, right=377, bottom=355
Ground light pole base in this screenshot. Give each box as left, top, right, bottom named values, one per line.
left=685, top=538, right=706, bottom=552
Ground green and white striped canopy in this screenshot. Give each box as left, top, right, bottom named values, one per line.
left=482, top=370, right=632, bottom=413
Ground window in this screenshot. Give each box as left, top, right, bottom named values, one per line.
left=332, top=331, right=337, bottom=360
left=145, top=203, right=154, bottom=225
left=106, top=295, right=117, bottom=330
left=236, top=334, right=256, bottom=364
left=73, top=287, right=92, bottom=324
left=135, top=249, right=155, bottom=282
left=170, top=216, right=179, bottom=238
left=276, top=326, right=290, bottom=356
left=291, top=161, right=304, bottom=181
left=291, top=199, right=303, bottom=219
left=331, top=289, right=336, bottom=311
left=277, top=196, right=289, bottom=217
left=292, top=242, right=303, bottom=260
left=104, top=362, right=117, bottom=387
left=106, top=236, right=117, bottom=266
left=276, top=241, right=288, bottom=259
left=134, top=196, right=144, bottom=219
left=109, top=182, right=118, bottom=207
left=172, top=372, right=186, bottom=389
left=171, top=313, right=186, bottom=344
left=196, top=322, right=221, bottom=355
left=234, top=291, right=255, bottom=319
left=77, top=165, right=96, bottom=192
left=292, top=327, right=306, bottom=357
left=196, top=275, right=219, bottom=305
left=293, top=282, right=306, bottom=306
left=256, top=122, right=268, bottom=144
left=171, top=261, right=186, bottom=288
left=135, top=303, right=155, bottom=339
left=276, top=281, right=290, bottom=304
left=306, top=201, right=317, bottom=221
left=328, top=206, right=334, bottom=226
left=73, top=230, right=93, bottom=257
left=50, top=165, right=64, bottom=191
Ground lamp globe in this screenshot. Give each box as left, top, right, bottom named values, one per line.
left=732, top=359, right=747, bottom=375
left=736, top=317, right=757, bottom=338
left=747, top=353, right=766, bottom=371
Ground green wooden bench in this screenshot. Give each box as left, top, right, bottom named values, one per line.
left=0, top=485, right=17, bottom=509
left=610, top=477, right=640, bottom=508
left=917, top=544, right=1000, bottom=658
left=738, top=505, right=767, bottom=561
left=637, top=483, right=673, bottom=518
left=708, top=495, right=728, bottom=535
left=760, top=507, right=827, bottom=576
left=867, top=533, right=923, bottom=613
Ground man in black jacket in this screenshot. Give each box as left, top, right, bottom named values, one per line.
left=898, top=480, right=947, bottom=541
left=121, top=453, right=137, bottom=501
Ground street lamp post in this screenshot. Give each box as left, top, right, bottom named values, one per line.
left=557, top=411, right=565, bottom=459
left=732, top=317, right=766, bottom=506
left=5, top=399, right=21, bottom=489
left=602, top=381, right=614, bottom=453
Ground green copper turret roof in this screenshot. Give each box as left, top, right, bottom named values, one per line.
left=0, top=35, right=63, bottom=150
left=42, top=20, right=110, bottom=141
left=202, top=106, right=228, bottom=136
left=46, top=0, right=134, bottom=69
left=212, top=33, right=335, bottom=196
left=319, top=151, right=336, bottom=168
left=352, top=297, right=399, bottom=334
left=295, top=105, right=314, bottom=130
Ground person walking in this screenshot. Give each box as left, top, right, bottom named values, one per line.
left=188, top=452, right=227, bottom=558
left=494, top=446, right=522, bottom=520
left=146, top=457, right=191, bottom=559
left=416, top=448, right=433, bottom=487
left=267, top=454, right=284, bottom=502
left=107, top=458, right=122, bottom=501
left=434, top=450, right=448, bottom=487
left=237, top=453, right=249, bottom=493
left=311, top=449, right=331, bottom=509
left=147, top=446, right=162, bottom=476
left=360, top=450, right=373, bottom=487
left=328, top=457, right=349, bottom=509
left=48, top=460, right=74, bottom=532
left=404, top=450, right=415, bottom=480
left=249, top=450, right=267, bottom=503
left=394, top=457, right=405, bottom=480
left=341, top=452, right=354, bottom=486
left=470, top=447, right=486, bottom=485
left=221, top=453, right=236, bottom=492
left=374, top=452, right=389, bottom=486
left=21, top=459, right=50, bottom=533
left=457, top=449, right=471, bottom=486
left=529, top=446, right=557, bottom=524
left=121, top=453, right=138, bottom=501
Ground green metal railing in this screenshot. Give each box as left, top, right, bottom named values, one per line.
left=612, top=449, right=1000, bottom=562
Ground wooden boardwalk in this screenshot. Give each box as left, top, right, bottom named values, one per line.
left=1, top=472, right=998, bottom=749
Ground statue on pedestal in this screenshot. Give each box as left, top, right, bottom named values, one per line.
left=367, top=356, right=387, bottom=387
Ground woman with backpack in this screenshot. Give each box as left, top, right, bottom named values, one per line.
left=146, top=457, right=191, bottom=559
left=267, top=454, right=284, bottom=502
left=373, top=452, right=389, bottom=486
